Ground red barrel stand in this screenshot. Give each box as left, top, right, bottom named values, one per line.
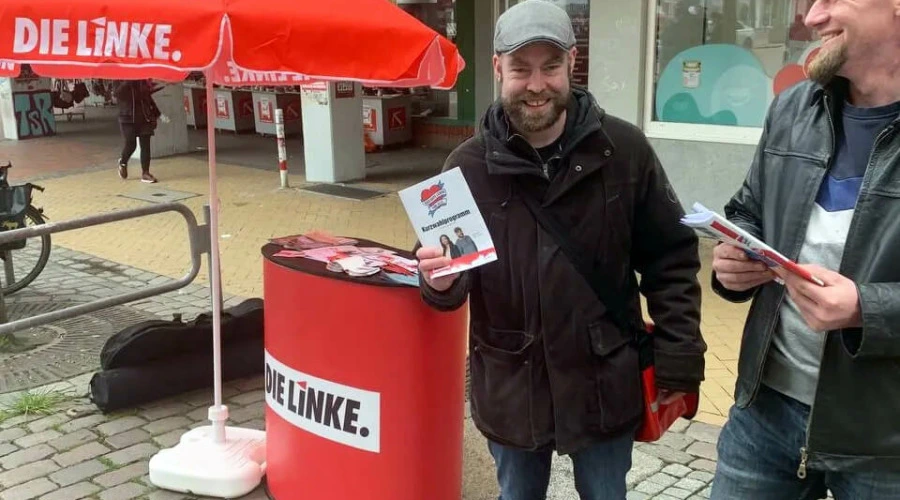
left=262, top=242, right=468, bottom=499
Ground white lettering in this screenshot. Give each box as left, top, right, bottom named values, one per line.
left=92, top=18, right=106, bottom=57
left=153, top=25, right=172, bottom=60
left=39, top=19, right=50, bottom=55
left=76, top=21, right=92, bottom=56
left=104, top=22, right=128, bottom=57
left=226, top=61, right=241, bottom=83
left=51, top=20, right=69, bottom=56
left=13, top=17, right=180, bottom=62
left=13, top=18, right=38, bottom=54
left=129, top=23, right=152, bottom=58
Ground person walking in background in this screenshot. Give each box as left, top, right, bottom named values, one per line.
left=116, top=79, right=162, bottom=183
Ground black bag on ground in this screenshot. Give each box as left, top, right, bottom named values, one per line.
left=90, top=336, right=264, bottom=413
left=99, top=298, right=264, bottom=370
left=89, top=298, right=265, bottom=412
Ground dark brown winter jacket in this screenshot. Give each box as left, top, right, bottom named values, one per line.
left=420, top=87, right=706, bottom=454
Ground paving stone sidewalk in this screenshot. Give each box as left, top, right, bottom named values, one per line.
left=0, top=244, right=726, bottom=500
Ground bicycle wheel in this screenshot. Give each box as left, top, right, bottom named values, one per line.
left=1, top=205, right=51, bottom=295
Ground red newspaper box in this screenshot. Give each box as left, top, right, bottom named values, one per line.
left=261, top=239, right=468, bottom=500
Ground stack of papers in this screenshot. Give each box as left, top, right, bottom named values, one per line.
left=269, top=232, right=358, bottom=250
left=269, top=231, right=419, bottom=285
left=327, top=256, right=381, bottom=277
left=680, top=203, right=824, bottom=286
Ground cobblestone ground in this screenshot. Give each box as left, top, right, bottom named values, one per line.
left=542, top=417, right=720, bottom=500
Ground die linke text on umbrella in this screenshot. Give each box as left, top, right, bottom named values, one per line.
left=12, top=18, right=182, bottom=62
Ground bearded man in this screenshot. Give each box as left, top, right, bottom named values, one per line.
left=709, top=0, right=900, bottom=498
left=413, top=1, right=707, bottom=498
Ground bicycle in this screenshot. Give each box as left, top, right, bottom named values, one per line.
left=0, top=162, right=51, bottom=295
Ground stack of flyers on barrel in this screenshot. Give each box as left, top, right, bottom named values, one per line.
left=680, top=202, right=825, bottom=286
left=272, top=243, right=419, bottom=279
left=269, top=230, right=358, bottom=250
left=398, top=167, right=497, bottom=279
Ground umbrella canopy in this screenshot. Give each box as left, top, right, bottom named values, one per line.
left=0, top=0, right=463, bottom=87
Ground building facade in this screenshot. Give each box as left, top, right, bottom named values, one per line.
left=405, top=0, right=819, bottom=212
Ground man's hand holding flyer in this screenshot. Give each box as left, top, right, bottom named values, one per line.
left=681, top=202, right=825, bottom=286
left=399, top=167, right=497, bottom=278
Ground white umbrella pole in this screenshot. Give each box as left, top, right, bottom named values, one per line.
left=204, top=70, right=227, bottom=444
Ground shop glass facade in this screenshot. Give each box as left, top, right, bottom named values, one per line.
left=394, top=0, right=460, bottom=119
left=647, top=0, right=819, bottom=141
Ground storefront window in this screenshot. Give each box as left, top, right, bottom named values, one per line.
left=388, top=0, right=459, bottom=119
left=648, top=0, right=819, bottom=137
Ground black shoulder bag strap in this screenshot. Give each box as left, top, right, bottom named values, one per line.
left=514, top=179, right=651, bottom=361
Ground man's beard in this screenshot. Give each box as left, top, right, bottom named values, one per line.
left=807, top=39, right=848, bottom=86
left=501, top=88, right=569, bottom=133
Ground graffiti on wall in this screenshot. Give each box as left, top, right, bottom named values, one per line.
left=13, top=91, right=55, bottom=139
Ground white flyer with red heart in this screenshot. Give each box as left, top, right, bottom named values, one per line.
left=399, top=167, right=497, bottom=278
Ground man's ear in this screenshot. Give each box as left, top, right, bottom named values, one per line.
left=567, top=47, right=578, bottom=78
left=493, top=54, right=502, bottom=82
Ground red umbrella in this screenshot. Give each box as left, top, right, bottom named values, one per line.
left=1, top=0, right=463, bottom=86
left=0, top=1, right=463, bottom=496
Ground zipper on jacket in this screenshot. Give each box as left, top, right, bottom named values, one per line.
left=798, top=101, right=897, bottom=475
left=797, top=447, right=808, bottom=478
left=796, top=94, right=838, bottom=476
left=508, top=133, right=563, bottom=181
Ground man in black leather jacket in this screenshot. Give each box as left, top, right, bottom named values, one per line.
left=709, top=1, right=900, bottom=498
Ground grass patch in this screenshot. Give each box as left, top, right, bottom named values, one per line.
left=99, top=457, right=119, bottom=469
left=0, top=388, right=71, bottom=421
left=0, top=334, right=14, bottom=352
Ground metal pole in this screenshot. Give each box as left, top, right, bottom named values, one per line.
left=0, top=202, right=206, bottom=336
left=203, top=205, right=223, bottom=313
left=204, top=72, right=228, bottom=445
left=0, top=274, right=7, bottom=325
left=276, top=108, right=289, bottom=188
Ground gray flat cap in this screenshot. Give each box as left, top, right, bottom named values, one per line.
left=493, top=0, right=577, bottom=54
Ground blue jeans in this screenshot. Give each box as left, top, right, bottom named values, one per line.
left=712, top=383, right=900, bottom=500
left=487, top=432, right=633, bottom=500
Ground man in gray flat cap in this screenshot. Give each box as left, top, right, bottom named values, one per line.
left=414, top=1, right=706, bottom=498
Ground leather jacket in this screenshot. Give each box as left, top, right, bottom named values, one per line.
left=713, top=78, right=900, bottom=473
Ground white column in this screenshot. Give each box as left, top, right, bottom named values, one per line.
left=0, top=78, right=14, bottom=140
left=0, top=77, right=56, bottom=140
left=587, top=0, right=647, bottom=127
left=300, top=82, right=366, bottom=184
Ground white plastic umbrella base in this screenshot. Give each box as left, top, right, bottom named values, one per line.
left=148, top=423, right=267, bottom=499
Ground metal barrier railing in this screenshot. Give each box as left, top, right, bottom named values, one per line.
left=0, top=202, right=210, bottom=336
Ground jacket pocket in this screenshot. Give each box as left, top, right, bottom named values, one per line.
left=587, top=319, right=643, bottom=433
left=469, top=325, right=535, bottom=447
